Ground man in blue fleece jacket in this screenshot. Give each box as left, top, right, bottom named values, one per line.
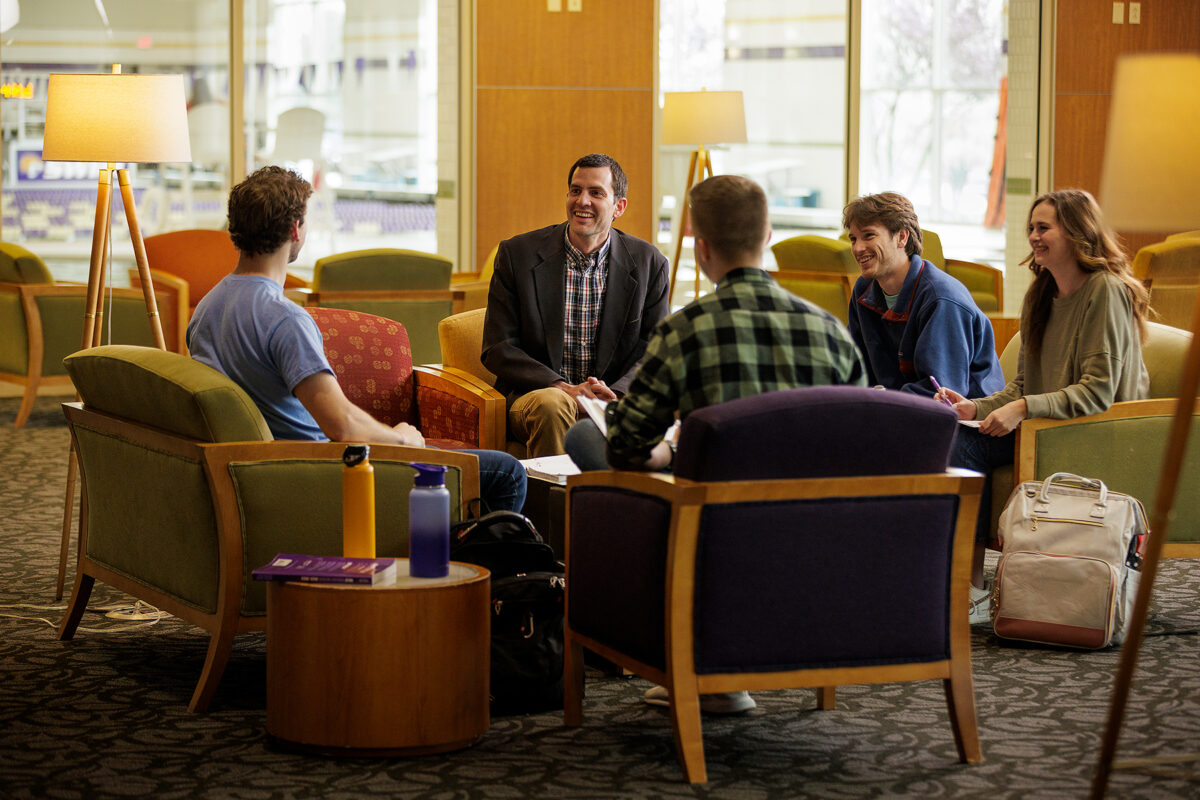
left=844, top=192, right=1004, bottom=400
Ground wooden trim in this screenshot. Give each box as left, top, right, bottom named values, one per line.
left=413, top=364, right=505, bottom=450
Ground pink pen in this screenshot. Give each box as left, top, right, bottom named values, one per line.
left=929, top=376, right=955, bottom=407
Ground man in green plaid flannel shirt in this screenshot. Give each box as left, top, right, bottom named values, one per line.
left=565, top=174, right=866, bottom=471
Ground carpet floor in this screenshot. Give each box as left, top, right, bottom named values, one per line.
left=1, top=397, right=1197, bottom=799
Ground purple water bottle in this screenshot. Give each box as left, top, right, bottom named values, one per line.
left=409, top=463, right=450, bottom=577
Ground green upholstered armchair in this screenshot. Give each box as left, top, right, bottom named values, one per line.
left=0, top=242, right=186, bottom=427
left=770, top=234, right=857, bottom=274
left=770, top=270, right=853, bottom=324
left=918, top=229, right=1004, bottom=314
left=987, top=322, right=1198, bottom=556
left=57, top=345, right=480, bottom=712
left=1131, top=237, right=1200, bottom=331
left=299, top=248, right=468, bottom=364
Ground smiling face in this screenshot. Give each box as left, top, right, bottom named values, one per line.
left=1027, top=201, right=1072, bottom=271
left=566, top=166, right=627, bottom=254
left=848, top=222, right=911, bottom=294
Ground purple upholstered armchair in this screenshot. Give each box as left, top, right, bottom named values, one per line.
left=563, top=385, right=984, bottom=783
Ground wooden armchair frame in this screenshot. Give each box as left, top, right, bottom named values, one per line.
left=0, top=280, right=186, bottom=427
left=563, top=468, right=984, bottom=783
left=59, top=400, right=479, bottom=712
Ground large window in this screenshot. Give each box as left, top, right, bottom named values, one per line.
left=0, top=0, right=442, bottom=282
left=858, top=0, right=1006, bottom=263
left=660, top=0, right=1007, bottom=280
left=0, top=0, right=229, bottom=279
left=243, top=0, right=440, bottom=275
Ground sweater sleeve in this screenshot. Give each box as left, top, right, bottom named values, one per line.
left=971, top=351, right=1025, bottom=420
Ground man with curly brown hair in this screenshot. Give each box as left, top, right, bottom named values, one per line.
left=187, top=166, right=526, bottom=511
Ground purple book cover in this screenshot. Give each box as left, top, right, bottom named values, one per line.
left=252, top=553, right=397, bottom=585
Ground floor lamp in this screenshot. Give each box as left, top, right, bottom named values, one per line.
left=662, top=90, right=746, bottom=304
left=1091, top=52, right=1200, bottom=798
left=42, top=72, right=192, bottom=600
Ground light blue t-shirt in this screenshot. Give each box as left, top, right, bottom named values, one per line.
left=187, top=274, right=332, bottom=441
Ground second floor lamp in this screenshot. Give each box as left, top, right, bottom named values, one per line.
left=662, top=90, right=747, bottom=303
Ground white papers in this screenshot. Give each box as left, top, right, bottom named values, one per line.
left=958, top=419, right=982, bottom=428
left=520, top=454, right=581, bottom=485
left=576, top=395, right=609, bottom=435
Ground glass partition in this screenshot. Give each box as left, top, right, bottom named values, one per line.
left=243, top=0, right=439, bottom=275
left=858, top=0, right=1006, bottom=265
left=0, top=0, right=229, bottom=280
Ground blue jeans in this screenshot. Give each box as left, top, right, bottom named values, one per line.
left=458, top=449, right=528, bottom=514
left=950, top=426, right=1016, bottom=543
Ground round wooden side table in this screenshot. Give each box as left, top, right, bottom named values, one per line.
left=266, top=560, right=490, bottom=756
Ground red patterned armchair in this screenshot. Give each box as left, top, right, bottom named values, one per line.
left=307, top=307, right=503, bottom=450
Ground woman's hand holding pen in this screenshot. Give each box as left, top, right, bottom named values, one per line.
left=934, top=385, right=977, bottom=422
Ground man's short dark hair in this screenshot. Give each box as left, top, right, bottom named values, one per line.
left=227, top=166, right=313, bottom=256
left=841, top=192, right=923, bottom=257
left=687, top=175, right=768, bottom=261
left=567, top=153, right=627, bottom=201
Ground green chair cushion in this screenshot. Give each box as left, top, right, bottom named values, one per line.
left=63, top=345, right=272, bottom=442
left=0, top=242, right=53, bottom=284
left=314, top=249, right=452, bottom=291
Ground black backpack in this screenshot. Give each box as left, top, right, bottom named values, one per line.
left=451, top=511, right=564, bottom=716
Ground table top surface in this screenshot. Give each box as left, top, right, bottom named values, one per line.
left=269, top=560, right=487, bottom=592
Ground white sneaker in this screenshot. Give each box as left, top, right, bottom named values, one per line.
left=643, top=684, right=756, bottom=714
left=969, top=584, right=992, bottom=625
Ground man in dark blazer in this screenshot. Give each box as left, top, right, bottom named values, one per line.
left=482, top=153, right=670, bottom=457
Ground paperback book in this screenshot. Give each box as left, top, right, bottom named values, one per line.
left=252, top=553, right=398, bottom=586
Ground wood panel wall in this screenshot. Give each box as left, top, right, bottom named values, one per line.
left=1054, top=0, right=1200, bottom=253
left=474, top=0, right=656, bottom=272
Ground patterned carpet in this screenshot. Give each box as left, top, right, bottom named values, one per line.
left=1, top=396, right=1198, bottom=799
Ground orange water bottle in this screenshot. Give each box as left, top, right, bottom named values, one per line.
left=342, top=444, right=376, bottom=558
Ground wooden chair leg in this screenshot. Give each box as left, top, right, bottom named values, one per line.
left=188, top=623, right=238, bottom=713
left=943, top=672, right=983, bottom=763
left=14, top=378, right=38, bottom=428
left=668, top=681, right=707, bottom=784
left=57, top=572, right=94, bottom=640
left=563, top=636, right=585, bottom=727
left=818, top=686, right=837, bottom=710
left=56, top=450, right=79, bottom=601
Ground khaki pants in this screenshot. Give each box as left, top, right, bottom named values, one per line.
left=508, top=387, right=582, bottom=457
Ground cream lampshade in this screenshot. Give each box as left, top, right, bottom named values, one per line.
left=1098, top=53, right=1200, bottom=232
left=662, top=90, right=748, bottom=149
left=43, top=73, right=192, bottom=164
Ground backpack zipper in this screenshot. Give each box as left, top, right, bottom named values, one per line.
left=1030, top=516, right=1105, bottom=531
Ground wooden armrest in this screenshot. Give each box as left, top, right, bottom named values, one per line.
left=414, top=364, right=506, bottom=451
left=284, top=287, right=314, bottom=306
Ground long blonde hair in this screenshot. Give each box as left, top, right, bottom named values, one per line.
left=1019, top=189, right=1148, bottom=358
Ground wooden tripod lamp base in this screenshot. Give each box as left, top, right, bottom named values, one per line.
left=668, top=146, right=714, bottom=303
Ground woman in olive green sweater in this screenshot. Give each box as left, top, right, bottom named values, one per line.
left=937, top=189, right=1150, bottom=596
